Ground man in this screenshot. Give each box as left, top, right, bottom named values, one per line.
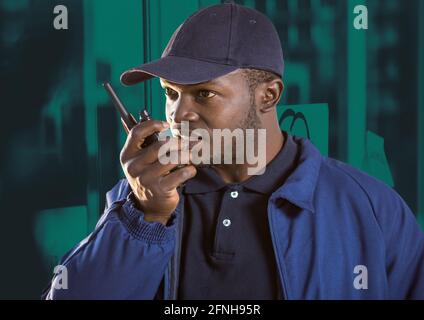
left=44, top=3, right=424, bottom=299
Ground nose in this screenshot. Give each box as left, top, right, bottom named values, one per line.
left=168, top=96, right=199, bottom=124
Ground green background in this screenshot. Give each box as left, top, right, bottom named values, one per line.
left=0, top=0, right=423, bottom=299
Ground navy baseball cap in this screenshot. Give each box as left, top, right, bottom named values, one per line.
left=120, top=3, right=284, bottom=86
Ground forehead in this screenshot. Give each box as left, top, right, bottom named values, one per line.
left=159, top=69, right=245, bottom=89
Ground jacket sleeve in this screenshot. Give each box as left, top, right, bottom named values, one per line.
left=43, top=179, right=176, bottom=300
left=374, top=187, right=424, bottom=299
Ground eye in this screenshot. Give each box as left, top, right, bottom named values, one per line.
left=164, top=87, right=178, bottom=99
left=198, top=90, right=216, bottom=99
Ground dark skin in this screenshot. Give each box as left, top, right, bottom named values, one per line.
left=120, top=69, right=284, bottom=225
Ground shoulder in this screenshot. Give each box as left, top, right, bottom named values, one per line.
left=292, top=136, right=402, bottom=212
left=320, top=156, right=402, bottom=208
left=317, top=156, right=414, bottom=236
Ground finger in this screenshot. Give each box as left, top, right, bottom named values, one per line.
left=159, top=165, right=197, bottom=192
left=122, top=120, right=169, bottom=159
left=121, top=139, right=189, bottom=179
left=143, top=153, right=187, bottom=179
left=124, top=137, right=183, bottom=169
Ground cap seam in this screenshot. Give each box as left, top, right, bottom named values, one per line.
left=171, top=7, right=211, bottom=52
left=226, top=3, right=234, bottom=64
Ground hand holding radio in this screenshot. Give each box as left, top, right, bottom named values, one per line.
left=104, top=82, right=197, bottom=225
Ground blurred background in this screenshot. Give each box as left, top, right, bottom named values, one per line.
left=0, top=0, right=423, bottom=299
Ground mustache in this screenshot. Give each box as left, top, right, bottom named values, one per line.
left=170, top=124, right=203, bottom=139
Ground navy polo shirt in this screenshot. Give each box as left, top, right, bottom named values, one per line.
left=178, top=132, right=300, bottom=299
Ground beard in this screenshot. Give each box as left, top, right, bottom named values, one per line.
left=239, top=100, right=262, bottom=131
left=191, top=101, right=262, bottom=168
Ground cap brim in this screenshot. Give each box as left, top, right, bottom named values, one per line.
left=120, top=55, right=239, bottom=86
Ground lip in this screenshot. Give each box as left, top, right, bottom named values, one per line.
left=177, top=135, right=204, bottom=151
left=174, top=131, right=203, bottom=140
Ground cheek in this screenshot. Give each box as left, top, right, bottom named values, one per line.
left=202, top=107, right=235, bottom=130
left=209, top=97, right=250, bottom=129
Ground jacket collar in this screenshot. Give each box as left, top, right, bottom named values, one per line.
left=270, top=137, right=322, bottom=213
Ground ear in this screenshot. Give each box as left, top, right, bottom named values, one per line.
left=257, top=79, right=284, bottom=113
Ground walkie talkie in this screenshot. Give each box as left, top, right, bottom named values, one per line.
left=103, top=82, right=160, bottom=148
left=138, top=109, right=161, bottom=148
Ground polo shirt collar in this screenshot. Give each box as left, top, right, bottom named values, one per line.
left=242, top=133, right=298, bottom=194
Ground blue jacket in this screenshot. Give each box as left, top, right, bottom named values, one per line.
left=45, top=137, right=424, bottom=299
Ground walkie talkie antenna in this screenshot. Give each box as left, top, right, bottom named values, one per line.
left=103, top=82, right=138, bottom=130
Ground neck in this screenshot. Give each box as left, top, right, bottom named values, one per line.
left=213, top=125, right=284, bottom=184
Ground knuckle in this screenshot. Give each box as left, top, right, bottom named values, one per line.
left=119, top=148, right=127, bottom=166
left=130, top=122, right=149, bottom=141
left=150, top=120, right=163, bottom=127
left=157, top=180, right=166, bottom=194
left=127, top=126, right=137, bottom=140
left=129, top=126, right=143, bottom=141
left=146, top=179, right=160, bottom=194
left=185, top=166, right=196, bottom=178
left=180, top=168, right=190, bottom=179
left=125, top=160, right=139, bottom=178
left=135, top=175, right=145, bottom=187
left=157, top=178, right=173, bottom=195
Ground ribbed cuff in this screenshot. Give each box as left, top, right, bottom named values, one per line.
left=120, top=198, right=176, bottom=244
